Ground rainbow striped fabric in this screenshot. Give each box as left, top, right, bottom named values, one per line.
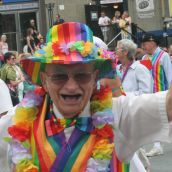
left=150, top=49, right=168, bottom=92
left=21, top=22, right=115, bottom=85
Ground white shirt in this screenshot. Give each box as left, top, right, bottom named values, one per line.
left=98, top=16, right=111, bottom=31
left=0, top=79, right=13, bottom=115
left=117, top=61, right=153, bottom=96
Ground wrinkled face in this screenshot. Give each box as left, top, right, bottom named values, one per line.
left=142, top=41, right=155, bottom=55
left=115, top=44, right=126, bottom=62
left=41, top=63, right=97, bottom=118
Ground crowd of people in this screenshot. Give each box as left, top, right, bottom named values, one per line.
left=98, top=10, right=132, bottom=43
left=0, top=19, right=172, bottom=172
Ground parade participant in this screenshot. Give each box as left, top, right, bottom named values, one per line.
left=0, top=22, right=172, bottom=172
left=141, top=33, right=172, bottom=157
left=0, top=78, right=13, bottom=117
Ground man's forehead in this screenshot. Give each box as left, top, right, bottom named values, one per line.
left=45, top=63, right=95, bottom=72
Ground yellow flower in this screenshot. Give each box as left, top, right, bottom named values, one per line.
left=13, top=107, right=38, bottom=125
left=44, top=42, right=53, bottom=58
left=16, top=159, right=38, bottom=172
left=92, top=139, right=114, bottom=159
left=81, top=42, right=93, bottom=57
left=60, top=119, right=66, bottom=126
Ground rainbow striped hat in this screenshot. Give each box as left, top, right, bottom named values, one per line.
left=22, top=22, right=115, bottom=84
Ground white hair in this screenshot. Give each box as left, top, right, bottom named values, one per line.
left=117, top=39, right=137, bottom=60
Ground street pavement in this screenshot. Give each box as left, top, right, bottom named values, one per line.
left=145, top=143, right=172, bottom=172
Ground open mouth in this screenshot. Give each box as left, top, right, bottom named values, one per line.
left=60, top=94, right=82, bottom=103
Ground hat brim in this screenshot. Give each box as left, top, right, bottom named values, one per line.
left=21, top=57, right=114, bottom=85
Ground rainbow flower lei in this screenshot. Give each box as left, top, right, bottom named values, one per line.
left=35, top=41, right=114, bottom=61
left=5, top=86, right=115, bottom=171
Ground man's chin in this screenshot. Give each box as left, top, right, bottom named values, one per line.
left=59, top=107, right=82, bottom=118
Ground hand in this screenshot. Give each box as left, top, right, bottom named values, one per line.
left=100, top=76, right=123, bottom=97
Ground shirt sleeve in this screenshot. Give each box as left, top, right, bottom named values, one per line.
left=160, top=52, right=172, bottom=87
left=112, top=91, right=171, bottom=162
left=0, top=80, right=13, bottom=114
left=0, top=108, right=15, bottom=172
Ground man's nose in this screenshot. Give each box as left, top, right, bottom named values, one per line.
left=63, top=77, right=79, bottom=90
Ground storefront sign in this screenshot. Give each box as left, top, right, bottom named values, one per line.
left=100, top=0, right=123, bottom=4
left=2, top=0, right=35, bottom=3
left=0, top=2, right=38, bottom=11
left=136, top=0, right=155, bottom=18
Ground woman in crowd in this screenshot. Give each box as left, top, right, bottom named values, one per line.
left=26, top=28, right=36, bottom=55
left=0, top=34, right=9, bottom=66
left=0, top=52, right=24, bottom=105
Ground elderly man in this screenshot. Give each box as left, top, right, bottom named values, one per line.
left=141, top=33, right=172, bottom=157
left=0, top=22, right=172, bottom=172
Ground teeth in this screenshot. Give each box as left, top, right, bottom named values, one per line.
left=62, top=94, right=81, bottom=100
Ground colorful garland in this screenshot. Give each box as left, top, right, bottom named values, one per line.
left=34, top=41, right=114, bottom=62
left=4, top=86, right=128, bottom=171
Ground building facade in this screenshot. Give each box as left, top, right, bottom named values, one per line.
left=0, top=0, right=172, bottom=52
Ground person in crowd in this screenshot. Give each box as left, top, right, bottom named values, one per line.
left=53, top=14, right=65, bottom=25
left=141, top=33, right=172, bottom=157
left=1, top=22, right=172, bottom=172
left=0, top=52, right=24, bottom=106
left=123, top=11, right=132, bottom=37
left=0, top=78, right=13, bottom=118
left=28, top=19, right=39, bottom=46
left=135, top=48, right=145, bottom=61
left=115, top=39, right=152, bottom=95
left=26, top=28, right=36, bottom=55
left=98, top=11, right=111, bottom=43
left=12, top=52, right=25, bottom=102
left=37, top=36, right=46, bottom=49
left=101, top=39, right=152, bottom=171
left=111, top=10, right=121, bottom=41
left=119, top=11, right=132, bottom=39
left=0, top=34, right=9, bottom=66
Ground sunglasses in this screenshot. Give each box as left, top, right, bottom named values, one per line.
left=45, top=71, right=94, bottom=85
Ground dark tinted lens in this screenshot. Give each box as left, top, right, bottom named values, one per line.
left=50, top=74, right=68, bottom=84
left=74, top=73, right=92, bottom=84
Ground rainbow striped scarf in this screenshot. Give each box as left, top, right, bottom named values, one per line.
left=150, top=49, right=168, bottom=92
left=6, top=87, right=129, bottom=172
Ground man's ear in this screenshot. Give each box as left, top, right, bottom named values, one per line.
left=93, top=70, right=99, bottom=88
left=40, top=72, right=48, bottom=92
